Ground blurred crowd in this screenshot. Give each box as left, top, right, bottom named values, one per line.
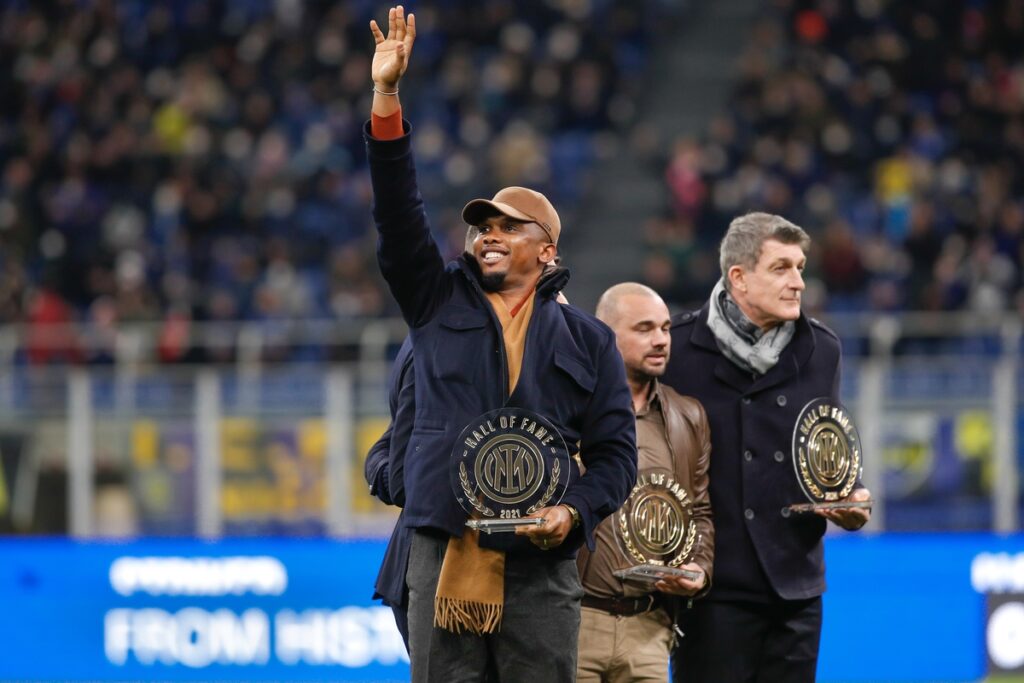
left=0, top=0, right=675, bottom=363
left=649, top=0, right=1024, bottom=315
left=6, top=0, right=1022, bottom=366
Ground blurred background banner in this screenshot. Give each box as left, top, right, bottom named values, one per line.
left=821, top=533, right=1024, bottom=682
left=0, top=538, right=409, bottom=682
left=1, top=534, right=1023, bottom=682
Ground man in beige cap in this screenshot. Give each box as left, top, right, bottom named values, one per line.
left=462, top=186, right=562, bottom=294
left=363, top=7, right=636, bottom=683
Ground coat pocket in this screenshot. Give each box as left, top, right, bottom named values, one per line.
left=431, top=306, right=490, bottom=384
left=553, top=349, right=597, bottom=394
left=403, top=425, right=453, bottom=519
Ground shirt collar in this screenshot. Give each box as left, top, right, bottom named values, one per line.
left=635, top=379, right=661, bottom=417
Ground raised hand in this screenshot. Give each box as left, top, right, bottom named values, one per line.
left=369, top=5, right=416, bottom=91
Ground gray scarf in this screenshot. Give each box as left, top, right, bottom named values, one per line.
left=706, top=279, right=795, bottom=376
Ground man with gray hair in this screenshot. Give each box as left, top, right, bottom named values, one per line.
left=662, top=212, right=871, bottom=682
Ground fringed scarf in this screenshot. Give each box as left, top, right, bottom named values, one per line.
left=433, top=285, right=536, bottom=634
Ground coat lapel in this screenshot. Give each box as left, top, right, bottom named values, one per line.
left=691, top=304, right=817, bottom=395
left=749, top=315, right=816, bottom=394
left=690, top=304, right=755, bottom=393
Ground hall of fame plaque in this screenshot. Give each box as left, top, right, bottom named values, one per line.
left=613, top=471, right=702, bottom=584
left=788, top=398, right=872, bottom=513
left=451, top=407, right=571, bottom=533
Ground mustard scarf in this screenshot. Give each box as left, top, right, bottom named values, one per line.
left=434, top=287, right=536, bottom=634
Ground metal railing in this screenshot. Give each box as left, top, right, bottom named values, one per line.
left=0, top=312, right=1021, bottom=537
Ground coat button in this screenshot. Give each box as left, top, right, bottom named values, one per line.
left=742, top=397, right=751, bottom=405
left=743, top=450, right=753, bottom=462
left=777, top=395, right=787, bottom=406
left=780, top=507, right=792, bottom=518
left=774, top=451, right=785, bottom=462
left=744, top=508, right=755, bottom=520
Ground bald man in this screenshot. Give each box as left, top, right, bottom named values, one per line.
left=575, top=283, right=714, bottom=683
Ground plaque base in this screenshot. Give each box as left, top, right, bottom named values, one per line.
left=614, top=564, right=702, bottom=584
left=787, top=500, right=873, bottom=514
left=465, top=517, right=546, bottom=534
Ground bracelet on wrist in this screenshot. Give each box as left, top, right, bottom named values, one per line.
left=562, top=504, right=581, bottom=529
left=373, top=85, right=399, bottom=96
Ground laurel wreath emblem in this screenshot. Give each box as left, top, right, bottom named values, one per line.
left=797, top=449, right=825, bottom=500
left=459, top=461, right=495, bottom=517
left=526, top=459, right=560, bottom=515
left=667, top=522, right=697, bottom=568
left=618, top=510, right=647, bottom=564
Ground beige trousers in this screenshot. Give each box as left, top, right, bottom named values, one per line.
left=576, top=605, right=673, bottom=683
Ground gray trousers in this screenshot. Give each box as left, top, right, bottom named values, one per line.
left=407, top=530, right=583, bottom=683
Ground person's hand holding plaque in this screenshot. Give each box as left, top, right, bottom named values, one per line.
left=816, top=486, right=871, bottom=530
left=654, top=563, right=706, bottom=597
left=515, top=504, right=573, bottom=550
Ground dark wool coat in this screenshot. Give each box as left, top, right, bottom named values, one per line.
left=365, top=122, right=637, bottom=558
left=663, top=303, right=842, bottom=601
left=365, top=336, right=414, bottom=607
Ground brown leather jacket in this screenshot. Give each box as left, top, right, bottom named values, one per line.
left=576, top=380, right=714, bottom=594
left=655, top=381, right=715, bottom=588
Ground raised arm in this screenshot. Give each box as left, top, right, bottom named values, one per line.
left=366, top=6, right=452, bottom=326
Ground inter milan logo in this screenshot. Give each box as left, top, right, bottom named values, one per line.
left=452, top=408, right=570, bottom=521
left=632, top=490, right=686, bottom=555
left=475, top=435, right=545, bottom=505
left=793, top=399, right=860, bottom=503
left=618, top=472, right=696, bottom=567
left=807, top=422, right=850, bottom=487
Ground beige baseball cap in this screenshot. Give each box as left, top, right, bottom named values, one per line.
left=462, top=186, right=561, bottom=244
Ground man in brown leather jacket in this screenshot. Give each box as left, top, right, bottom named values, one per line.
left=576, top=282, right=714, bottom=682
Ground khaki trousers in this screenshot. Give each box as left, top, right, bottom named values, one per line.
left=576, top=605, right=673, bottom=683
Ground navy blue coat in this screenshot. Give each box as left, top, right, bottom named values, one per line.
left=364, top=337, right=414, bottom=608
left=365, top=122, right=637, bottom=555
left=662, top=303, right=841, bottom=601
left=365, top=337, right=414, bottom=508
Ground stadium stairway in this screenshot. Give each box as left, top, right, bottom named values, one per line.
left=564, top=0, right=761, bottom=312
